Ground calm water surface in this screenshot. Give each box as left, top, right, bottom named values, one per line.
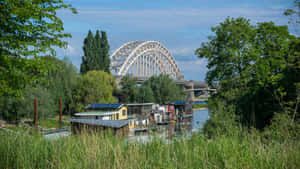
left=129, top=109, right=210, bottom=142
left=192, top=109, right=209, bottom=131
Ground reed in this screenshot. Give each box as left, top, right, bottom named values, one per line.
left=0, top=130, right=299, bottom=169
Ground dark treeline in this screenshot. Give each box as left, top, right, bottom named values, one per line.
left=197, top=16, right=300, bottom=140
left=0, top=56, right=117, bottom=121
left=116, top=75, right=186, bottom=104
left=0, top=57, right=77, bottom=120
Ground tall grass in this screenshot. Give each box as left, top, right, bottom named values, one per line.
left=0, top=130, right=299, bottom=169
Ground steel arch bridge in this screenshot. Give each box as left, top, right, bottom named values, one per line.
left=110, top=41, right=183, bottom=80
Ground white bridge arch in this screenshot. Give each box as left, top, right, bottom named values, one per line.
left=110, top=41, right=183, bottom=80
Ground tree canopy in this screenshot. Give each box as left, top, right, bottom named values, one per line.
left=71, top=70, right=116, bottom=113
left=143, top=75, right=185, bottom=104
left=0, top=0, right=76, bottom=97
left=0, top=56, right=78, bottom=121
left=196, top=17, right=300, bottom=129
left=120, top=75, right=185, bottom=104
left=80, top=30, right=110, bottom=74
left=120, top=75, right=139, bottom=103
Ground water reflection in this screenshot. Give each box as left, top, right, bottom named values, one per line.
left=192, top=109, right=209, bottom=131
left=129, top=109, right=209, bottom=142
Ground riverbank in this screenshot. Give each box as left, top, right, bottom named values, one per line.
left=192, top=103, right=208, bottom=109
left=193, top=107, right=208, bottom=111
left=0, top=130, right=299, bottom=169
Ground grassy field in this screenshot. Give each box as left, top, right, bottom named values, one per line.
left=192, top=104, right=208, bottom=109
left=39, top=117, right=70, bottom=129
left=0, top=130, right=299, bottom=169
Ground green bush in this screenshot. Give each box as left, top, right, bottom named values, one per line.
left=263, top=113, right=300, bottom=142
left=203, top=100, right=241, bottom=138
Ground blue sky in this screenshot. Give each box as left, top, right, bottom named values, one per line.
left=57, top=0, right=293, bottom=81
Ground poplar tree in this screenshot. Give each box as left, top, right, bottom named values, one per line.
left=80, top=30, right=94, bottom=74
left=101, top=31, right=111, bottom=73
left=80, top=30, right=110, bottom=74
left=94, top=30, right=103, bottom=70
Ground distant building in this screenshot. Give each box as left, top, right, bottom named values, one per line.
left=126, top=103, right=155, bottom=117
left=167, top=101, right=186, bottom=115
left=75, top=104, right=128, bottom=120
left=73, top=103, right=135, bottom=130
left=126, top=103, right=155, bottom=126
left=167, top=101, right=190, bottom=121
left=69, top=119, right=129, bottom=136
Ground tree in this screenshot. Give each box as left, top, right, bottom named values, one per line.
left=41, top=56, right=78, bottom=115
left=143, top=75, right=185, bottom=104
left=80, top=30, right=94, bottom=74
left=18, top=85, right=56, bottom=120
left=120, top=75, right=139, bottom=103
left=80, top=30, right=110, bottom=74
left=101, top=31, right=110, bottom=73
left=196, top=17, right=300, bottom=129
left=0, top=56, right=79, bottom=121
left=137, top=85, right=154, bottom=103
left=71, top=70, right=116, bottom=113
left=196, top=17, right=255, bottom=88
left=284, top=0, right=300, bottom=24
left=0, top=0, right=76, bottom=97
left=120, top=75, right=185, bottom=104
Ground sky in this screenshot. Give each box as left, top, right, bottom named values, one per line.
left=56, top=0, right=294, bottom=81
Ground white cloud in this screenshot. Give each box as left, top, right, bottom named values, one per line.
left=170, top=47, right=195, bottom=57
left=177, top=59, right=207, bottom=72
left=59, top=5, right=288, bottom=32
left=176, top=59, right=208, bottom=81
left=56, top=2, right=291, bottom=81
left=65, top=45, right=77, bottom=56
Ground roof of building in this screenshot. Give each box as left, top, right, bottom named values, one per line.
left=167, top=101, right=186, bottom=105
left=74, top=111, right=119, bottom=116
left=68, top=119, right=128, bottom=128
left=85, top=104, right=124, bottom=110
left=126, top=103, right=155, bottom=106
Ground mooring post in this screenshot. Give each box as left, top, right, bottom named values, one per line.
left=34, top=98, right=37, bottom=127
left=59, top=98, right=62, bottom=128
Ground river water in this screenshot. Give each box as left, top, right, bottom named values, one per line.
left=192, top=109, right=209, bottom=131
left=129, top=109, right=210, bottom=142
left=45, top=109, right=210, bottom=141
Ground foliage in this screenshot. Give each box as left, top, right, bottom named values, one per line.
left=100, top=31, right=111, bottom=73
left=196, top=17, right=300, bottom=129
left=284, top=0, right=300, bottom=29
left=203, top=99, right=241, bottom=138
left=0, top=0, right=76, bottom=96
left=120, top=75, right=139, bottom=103
left=18, top=85, right=56, bottom=120
left=0, top=57, right=78, bottom=121
left=263, top=113, right=300, bottom=142
left=0, top=85, right=55, bottom=121
left=42, top=56, right=78, bottom=115
left=0, top=96, right=23, bottom=121
left=137, top=85, right=154, bottom=103
left=71, top=70, right=116, bottom=113
left=0, top=131, right=300, bottom=169
left=120, top=75, right=185, bottom=104
left=143, top=75, right=186, bottom=104
left=80, top=30, right=110, bottom=74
